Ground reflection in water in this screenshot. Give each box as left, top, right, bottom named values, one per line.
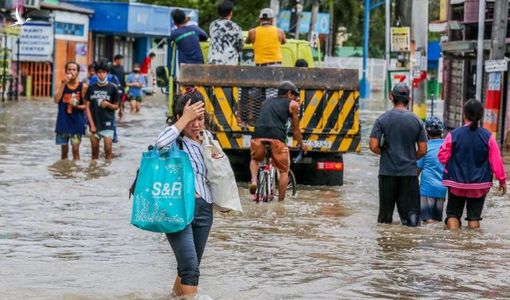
left=48, top=160, right=111, bottom=180
left=1, top=98, right=510, bottom=299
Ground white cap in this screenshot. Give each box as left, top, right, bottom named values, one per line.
left=259, top=8, right=274, bottom=19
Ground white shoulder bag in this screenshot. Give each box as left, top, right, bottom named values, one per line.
left=202, top=131, right=243, bottom=212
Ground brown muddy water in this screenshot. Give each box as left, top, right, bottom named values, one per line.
left=1, top=96, right=510, bottom=299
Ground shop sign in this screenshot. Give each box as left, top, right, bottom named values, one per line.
left=485, top=59, right=508, bottom=73
left=391, top=27, right=410, bottom=52
left=13, top=22, right=53, bottom=62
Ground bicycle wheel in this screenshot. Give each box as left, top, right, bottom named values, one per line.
left=288, top=169, right=297, bottom=197
left=273, top=169, right=297, bottom=199
left=264, top=171, right=271, bottom=202
left=256, top=168, right=265, bottom=203
left=266, top=170, right=275, bottom=202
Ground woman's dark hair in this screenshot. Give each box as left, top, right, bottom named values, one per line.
left=463, top=98, right=484, bottom=130
left=171, top=9, right=187, bottom=26
left=65, top=61, right=80, bottom=72
left=218, top=1, right=234, bottom=18
left=168, top=88, right=205, bottom=124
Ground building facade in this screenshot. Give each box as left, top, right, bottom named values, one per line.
left=442, top=0, right=510, bottom=146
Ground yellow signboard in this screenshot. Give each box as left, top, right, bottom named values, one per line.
left=391, top=27, right=410, bottom=52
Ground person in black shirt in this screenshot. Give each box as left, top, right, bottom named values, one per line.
left=85, top=61, right=120, bottom=160
left=110, top=54, right=126, bottom=118
left=249, top=81, right=307, bottom=201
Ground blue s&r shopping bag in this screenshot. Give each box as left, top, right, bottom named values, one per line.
left=131, top=144, right=195, bottom=233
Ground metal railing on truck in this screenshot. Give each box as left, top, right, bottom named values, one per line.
left=176, top=64, right=361, bottom=154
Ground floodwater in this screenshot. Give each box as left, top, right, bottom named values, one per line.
left=1, top=95, right=510, bottom=300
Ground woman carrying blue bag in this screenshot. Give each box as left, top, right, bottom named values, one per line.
left=154, top=90, right=213, bottom=298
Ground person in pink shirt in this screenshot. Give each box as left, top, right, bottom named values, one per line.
left=438, top=99, right=507, bottom=229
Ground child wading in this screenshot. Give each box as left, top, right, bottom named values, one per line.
left=54, top=62, right=88, bottom=160
left=85, top=61, right=120, bottom=160
left=438, top=99, right=507, bottom=229
left=417, top=116, right=447, bottom=223
left=126, top=64, right=146, bottom=113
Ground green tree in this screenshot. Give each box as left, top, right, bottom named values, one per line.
left=139, top=0, right=268, bottom=30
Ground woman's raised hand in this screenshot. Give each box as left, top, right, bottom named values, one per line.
left=182, top=100, right=205, bottom=123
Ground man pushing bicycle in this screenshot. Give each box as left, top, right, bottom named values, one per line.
left=249, top=81, right=307, bottom=201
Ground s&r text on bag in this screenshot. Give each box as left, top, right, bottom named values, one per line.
left=151, top=182, right=182, bottom=198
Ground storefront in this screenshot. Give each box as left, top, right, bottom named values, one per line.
left=65, top=1, right=198, bottom=73
left=11, top=2, right=92, bottom=97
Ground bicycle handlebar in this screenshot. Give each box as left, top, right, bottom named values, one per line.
left=293, top=149, right=304, bottom=163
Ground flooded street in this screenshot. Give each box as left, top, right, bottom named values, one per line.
left=1, top=95, right=510, bottom=299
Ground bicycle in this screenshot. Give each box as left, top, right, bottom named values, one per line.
left=255, top=141, right=298, bottom=203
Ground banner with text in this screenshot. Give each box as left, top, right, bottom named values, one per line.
left=13, top=22, right=54, bottom=62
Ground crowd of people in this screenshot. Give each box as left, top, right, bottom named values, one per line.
left=54, top=57, right=149, bottom=161
left=370, top=83, right=507, bottom=230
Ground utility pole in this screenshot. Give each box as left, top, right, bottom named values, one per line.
left=270, top=0, right=280, bottom=25
left=308, top=0, right=320, bottom=40
left=290, top=0, right=302, bottom=39
left=360, top=0, right=371, bottom=99
left=475, top=0, right=486, bottom=101
left=411, top=0, right=428, bottom=119
left=489, top=0, right=508, bottom=69
left=398, top=0, right=413, bottom=26
left=385, top=0, right=390, bottom=103
left=327, top=0, right=333, bottom=56
left=484, top=0, right=508, bottom=138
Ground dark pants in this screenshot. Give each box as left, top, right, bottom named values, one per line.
left=445, top=190, right=486, bottom=223
left=165, top=198, right=213, bottom=286
left=378, top=175, right=420, bottom=226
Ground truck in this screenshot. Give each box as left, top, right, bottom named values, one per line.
left=156, top=38, right=360, bottom=186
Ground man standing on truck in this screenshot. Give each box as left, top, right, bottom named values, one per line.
left=169, top=8, right=208, bottom=65
left=369, top=83, right=428, bottom=227
left=208, top=1, right=243, bottom=65
left=249, top=81, right=307, bottom=201
left=245, top=8, right=286, bottom=66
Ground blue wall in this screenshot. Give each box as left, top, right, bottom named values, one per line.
left=66, top=1, right=129, bottom=33
left=66, top=0, right=175, bottom=37
left=128, top=3, right=171, bottom=36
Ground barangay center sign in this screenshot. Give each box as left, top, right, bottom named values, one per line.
left=391, top=27, right=410, bottom=52
left=13, top=22, right=54, bottom=62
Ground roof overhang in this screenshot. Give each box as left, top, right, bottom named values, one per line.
left=41, top=1, right=94, bottom=14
